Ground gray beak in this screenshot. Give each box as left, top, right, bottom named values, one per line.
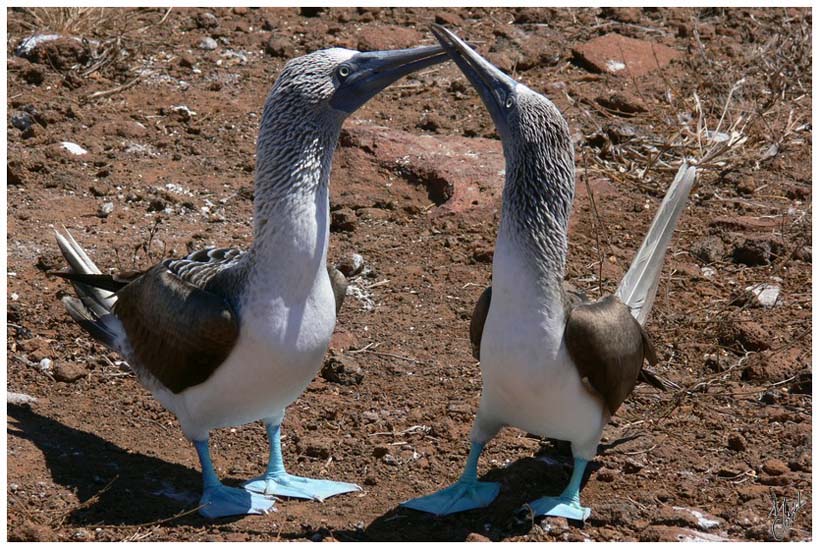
left=431, top=24, right=518, bottom=133
left=330, top=45, right=448, bottom=113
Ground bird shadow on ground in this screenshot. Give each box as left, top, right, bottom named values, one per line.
left=334, top=451, right=597, bottom=542
left=7, top=404, right=242, bottom=528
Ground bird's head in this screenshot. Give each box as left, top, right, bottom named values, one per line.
left=268, top=45, right=447, bottom=120
left=431, top=25, right=573, bottom=166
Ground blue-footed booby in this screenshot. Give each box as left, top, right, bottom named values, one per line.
left=402, top=25, right=696, bottom=522
left=52, top=43, right=447, bottom=519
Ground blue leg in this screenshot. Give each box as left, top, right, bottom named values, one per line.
left=525, top=457, right=591, bottom=521
left=243, top=423, right=360, bottom=501
left=401, top=441, right=500, bottom=515
left=194, top=438, right=276, bottom=519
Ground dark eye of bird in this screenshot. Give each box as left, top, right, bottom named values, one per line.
left=337, top=65, right=351, bottom=79
left=505, top=95, right=515, bottom=109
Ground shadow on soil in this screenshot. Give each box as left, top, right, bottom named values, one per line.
left=7, top=404, right=241, bottom=528
left=338, top=448, right=598, bottom=542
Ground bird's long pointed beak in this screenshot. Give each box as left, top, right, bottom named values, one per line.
left=330, top=44, right=448, bottom=113
left=431, top=24, right=517, bottom=132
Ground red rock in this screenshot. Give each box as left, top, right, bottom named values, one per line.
left=762, top=458, right=789, bottom=476
left=435, top=12, right=464, bottom=27
left=339, top=122, right=505, bottom=214
left=356, top=25, right=423, bottom=51
left=573, top=33, right=680, bottom=77
left=465, top=533, right=491, bottom=542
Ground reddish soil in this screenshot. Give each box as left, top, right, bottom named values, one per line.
left=7, top=7, right=811, bottom=542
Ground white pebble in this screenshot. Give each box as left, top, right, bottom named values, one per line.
left=746, top=283, right=781, bottom=308
left=61, top=141, right=88, bottom=156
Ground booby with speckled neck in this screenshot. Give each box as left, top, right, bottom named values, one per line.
left=402, top=25, right=695, bottom=521
left=52, top=43, right=447, bottom=519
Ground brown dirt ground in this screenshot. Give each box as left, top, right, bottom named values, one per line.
left=6, top=7, right=811, bottom=542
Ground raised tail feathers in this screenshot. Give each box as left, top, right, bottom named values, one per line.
left=53, top=228, right=123, bottom=351
left=615, top=162, right=697, bottom=326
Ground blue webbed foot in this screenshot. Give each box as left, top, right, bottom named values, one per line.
left=244, top=473, right=361, bottom=501
left=523, top=495, right=590, bottom=522
left=199, top=484, right=276, bottom=519
left=401, top=479, right=501, bottom=516
left=519, top=456, right=591, bottom=522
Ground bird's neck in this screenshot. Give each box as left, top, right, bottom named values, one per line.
left=497, top=144, right=575, bottom=293
left=247, top=115, right=342, bottom=286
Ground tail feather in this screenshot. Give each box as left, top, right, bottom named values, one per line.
left=615, top=162, right=697, bottom=325
left=54, top=229, right=122, bottom=351
left=61, top=296, right=119, bottom=350
left=54, top=228, right=117, bottom=312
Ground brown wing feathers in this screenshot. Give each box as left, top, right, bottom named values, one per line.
left=112, top=266, right=240, bottom=394
left=564, top=294, right=653, bottom=415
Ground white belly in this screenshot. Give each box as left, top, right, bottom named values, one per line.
left=477, top=238, right=608, bottom=458
left=161, top=273, right=336, bottom=441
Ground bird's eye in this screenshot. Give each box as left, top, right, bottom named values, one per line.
left=337, top=65, right=351, bottom=79
left=505, top=95, right=515, bottom=109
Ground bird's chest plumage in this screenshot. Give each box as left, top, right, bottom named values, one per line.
left=479, top=236, right=606, bottom=440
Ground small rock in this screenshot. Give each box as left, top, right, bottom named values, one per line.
left=61, top=141, right=88, bottom=156
left=170, top=104, right=196, bottom=121
left=622, top=458, right=644, bottom=473
left=265, top=37, right=294, bottom=58
left=11, top=112, right=34, bottom=131
left=596, top=92, right=647, bottom=115
left=195, top=12, right=219, bottom=29
left=601, top=7, right=643, bottom=23
left=16, top=34, right=89, bottom=69
left=97, top=202, right=114, bottom=218
left=691, top=236, right=725, bottom=264
left=372, top=446, right=389, bottom=458
left=331, top=207, right=358, bottom=232
left=337, top=253, right=364, bottom=277
left=382, top=453, right=399, bottom=466
left=435, top=12, right=465, bottom=27
left=7, top=392, right=37, bottom=406
left=198, top=37, right=218, bottom=51
left=745, top=283, right=781, bottom=308
left=320, top=351, right=364, bottom=386
left=727, top=433, right=747, bottom=452
left=762, top=458, right=789, bottom=476
left=39, top=358, right=53, bottom=373
left=54, top=362, right=87, bottom=383
left=465, top=532, right=491, bottom=542
left=736, top=176, right=756, bottom=195
left=718, top=320, right=770, bottom=352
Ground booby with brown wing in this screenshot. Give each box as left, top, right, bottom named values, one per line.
left=52, top=43, right=448, bottom=519
left=402, top=25, right=695, bottom=521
